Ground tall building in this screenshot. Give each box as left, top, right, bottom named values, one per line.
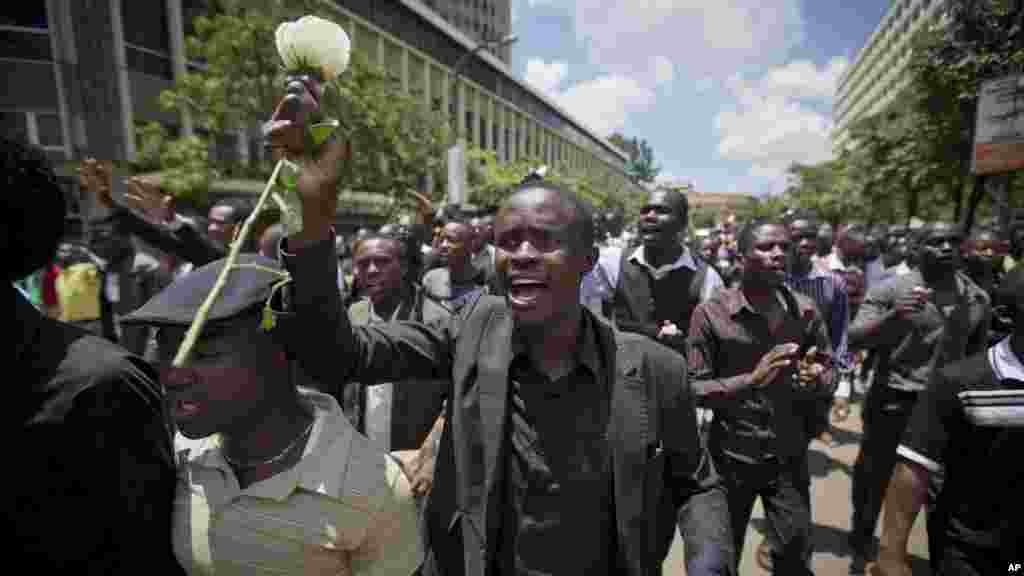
left=832, top=0, right=952, bottom=151
left=419, top=0, right=512, bottom=64
left=0, top=0, right=632, bottom=224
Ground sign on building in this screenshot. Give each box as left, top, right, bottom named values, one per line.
left=972, top=74, right=1024, bottom=175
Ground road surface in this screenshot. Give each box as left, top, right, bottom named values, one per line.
left=663, top=400, right=932, bottom=575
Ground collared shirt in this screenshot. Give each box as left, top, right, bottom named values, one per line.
left=352, top=298, right=409, bottom=452
left=581, top=244, right=724, bottom=311
left=896, top=337, right=1024, bottom=555
left=172, top=389, right=421, bottom=576
left=687, top=286, right=835, bottom=464
left=851, top=270, right=991, bottom=392
left=787, top=268, right=852, bottom=379
left=497, top=313, right=616, bottom=575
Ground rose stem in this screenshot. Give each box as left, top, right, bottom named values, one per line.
left=172, top=158, right=286, bottom=367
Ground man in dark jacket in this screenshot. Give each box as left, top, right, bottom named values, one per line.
left=271, top=128, right=734, bottom=576
left=9, top=137, right=182, bottom=574
left=869, top=265, right=1023, bottom=576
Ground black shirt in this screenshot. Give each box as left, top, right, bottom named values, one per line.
left=898, top=339, right=1024, bottom=563
left=496, top=318, right=616, bottom=575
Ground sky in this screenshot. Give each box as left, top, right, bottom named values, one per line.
left=508, top=0, right=892, bottom=197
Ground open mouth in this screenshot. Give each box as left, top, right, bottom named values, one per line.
left=508, top=280, right=548, bottom=306
left=175, top=398, right=203, bottom=419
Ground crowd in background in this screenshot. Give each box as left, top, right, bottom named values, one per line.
left=13, top=129, right=1024, bottom=576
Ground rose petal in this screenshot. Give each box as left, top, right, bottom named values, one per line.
left=275, top=15, right=350, bottom=81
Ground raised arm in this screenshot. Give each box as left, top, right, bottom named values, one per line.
left=276, top=134, right=452, bottom=394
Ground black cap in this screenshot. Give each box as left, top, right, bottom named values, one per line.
left=122, top=254, right=287, bottom=327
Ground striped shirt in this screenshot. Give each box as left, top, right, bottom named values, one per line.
left=787, top=269, right=852, bottom=379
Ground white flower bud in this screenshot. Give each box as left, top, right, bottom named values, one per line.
left=275, top=15, right=351, bottom=81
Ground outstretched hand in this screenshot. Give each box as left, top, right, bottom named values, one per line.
left=125, top=176, right=175, bottom=224
left=77, top=158, right=114, bottom=209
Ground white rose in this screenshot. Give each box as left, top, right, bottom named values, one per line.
left=275, top=15, right=351, bottom=81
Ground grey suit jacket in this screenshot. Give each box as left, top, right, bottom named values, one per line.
left=281, top=237, right=720, bottom=576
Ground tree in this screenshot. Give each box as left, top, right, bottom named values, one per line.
left=464, top=147, right=621, bottom=212
left=145, top=0, right=448, bottom=209
left=909, top=0, right=1024, bottom=233
left=608, top=133, right=661, bottom=184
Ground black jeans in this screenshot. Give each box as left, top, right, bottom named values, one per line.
left=850, top=385, right=918, bottom=555
left=675, top=484, right=737, bottom=576
left=716, top=454, right=813, bottom=575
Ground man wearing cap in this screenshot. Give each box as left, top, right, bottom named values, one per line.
left=868, top=266, right=1024, bottom=576
left=121, top=254, right=421, bottom=576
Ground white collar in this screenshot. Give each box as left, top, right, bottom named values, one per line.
left=991, top=337, right=1024, bottom=381
left=628, top=244, right=698, bottom=273
left=176, top=388, right=357, bottom=502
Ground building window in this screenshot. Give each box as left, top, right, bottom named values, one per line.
left=0, top=110, right=28, bottom=140
left=123, top=0, right=173, bottom=79
left=1, top=4, right=48, bottom=29
left=35, top=112, right=62, bottom=147
left=0, top=27, right=52, bottom=61
left=123, top=0, right=169, bottom=54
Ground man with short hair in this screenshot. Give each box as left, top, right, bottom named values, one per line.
left=582, top=186, right=724, bottom=356
left=689, top=217, right=836, bottom=575
left=820, top=224, right=868, bottom=278
left=273, top=129, right=735, bottom=575
left=869, top=265, right=1024, bottom=576
left=785, top=211, right=853, bottom=434
left=469, top=214, right=500, bottom=294
left=421, top=216, right=488, bottom=313
left=9, top=137, right=183, bottom=574
left=847, top=222, right=992, bottom=574
left=344, top=229, right=450, bottom=453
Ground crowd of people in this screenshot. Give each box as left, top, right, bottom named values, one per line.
left=11, top=128, right=1024, bottom=576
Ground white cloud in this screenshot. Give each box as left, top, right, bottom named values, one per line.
left=714, top=57, right=848, bottom=194
left=524, top=58, right=655, bottom=137
left=651, top=56, right=674, bottom=86
left=558, top=75, right=656, bottom=137
left=524, top=59, right=568, bottom=96
left=570, top=0, right=805, bottom=82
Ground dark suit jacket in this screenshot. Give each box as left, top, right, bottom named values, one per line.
left=15, top=286, right=183, bottom=575
left=344, top=285, right=453, bottom=451
left=282, top=237, right=720, bottom=576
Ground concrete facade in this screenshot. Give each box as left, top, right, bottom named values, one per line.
left=419, top=0, right=511, bottom=64
left=832, top=0, right=953, bottom=151
left=0, top=0, right=632, bottom=201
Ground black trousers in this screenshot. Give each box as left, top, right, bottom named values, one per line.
left=850, top=385, right=918, bottom=554
left=675, top=484, right=737, bottom=576
left=716, top=453, right=813, bottom=575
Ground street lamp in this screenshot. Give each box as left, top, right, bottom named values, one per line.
left=447, top=33, right=518, bottom=208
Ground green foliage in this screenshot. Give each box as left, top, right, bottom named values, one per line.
left=608, top=132, right=661, bottom=184
left=152, top=0, right=447, bottom=207
left=133, top=122, right=215, bottom=206
left=464, top=146, right=643, bottom=217
left=788, top=1, right=1024, bottom=229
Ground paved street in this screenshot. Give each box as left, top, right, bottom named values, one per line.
left=663, top=400, right=933, bottom=575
